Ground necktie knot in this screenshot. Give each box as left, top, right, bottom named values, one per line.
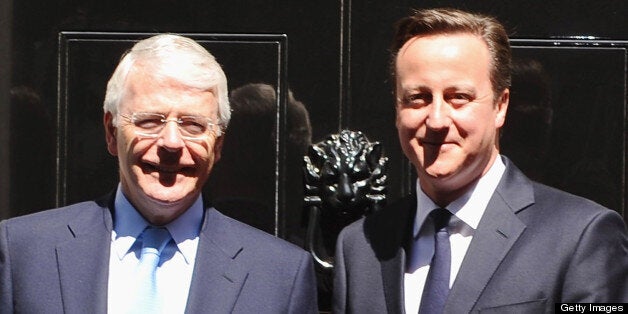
left=430, top=208, right=452, bottom=231
left=138, top=227, right=171, bottom=269
left=141, top=227, right=171, bottom=255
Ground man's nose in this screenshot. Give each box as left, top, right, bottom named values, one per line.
left=425, top=97, right=452, bottom=130
left=157, top=120, right=185, bottom=151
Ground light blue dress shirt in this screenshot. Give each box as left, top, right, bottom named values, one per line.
left=107, top=185, right=203, bottom=314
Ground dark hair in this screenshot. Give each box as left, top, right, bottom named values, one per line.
left=390, top=8, right=512, bottom=100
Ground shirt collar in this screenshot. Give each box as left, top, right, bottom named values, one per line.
left=167, top=195, right=203, bottom=264
left=111, top=184, right=204, bottom=264
left=413, top=155, right=506, bottom=237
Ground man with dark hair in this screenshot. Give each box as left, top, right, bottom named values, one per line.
left=333, top=8, right=627, bottom=313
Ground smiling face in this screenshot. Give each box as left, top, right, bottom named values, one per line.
left=395, top=33, right=508, bottom=206
left=104, top=67, right=223, bottom=225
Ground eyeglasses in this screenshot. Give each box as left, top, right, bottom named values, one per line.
left=119, top=112, right=222, bottom=141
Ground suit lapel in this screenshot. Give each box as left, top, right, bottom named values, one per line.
left=56, top=196, right=113, bottom=314
left=380, top=248, right=406, bottom=313
left=445, top=158, right=533, bottom=313
left=366, top=195, right=416, bottom=314
left=185, top=208, right=248, bottom=313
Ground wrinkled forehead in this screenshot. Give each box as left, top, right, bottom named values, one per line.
left=120, top=68, right=218, bottom=116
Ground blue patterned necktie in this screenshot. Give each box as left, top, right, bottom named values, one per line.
left=130, top=227, right=172, bottom=314
left=419, top=208, right=452, bottom=314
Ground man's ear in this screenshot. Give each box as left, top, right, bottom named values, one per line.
left=213, top=135, right=224, bottom=162
left=495, top=88, right=509, bottom=128
left=104, top=112, right=118, bottom=156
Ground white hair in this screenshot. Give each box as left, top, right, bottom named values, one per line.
left=103, top=34, right=230, bottom=128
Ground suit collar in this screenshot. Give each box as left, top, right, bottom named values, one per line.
left=53, top=192, right=251, bottom=314
left=56, top=192, right=114, bottom=314
left=380, top=249, right=407, bottom=314
left=365, top=194, right=417, bottom=314
left=185, top=208, right=248, bottom=313
left=445, top=157, right=533, bottom=313
left=491, top=156, right=536, bottom=215
left=366, top=157, right=534, bottom=313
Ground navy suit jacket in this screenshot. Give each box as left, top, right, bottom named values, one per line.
left=333, top=157, right=628, bottom=313
left=0, top=192, right=318, bottom=313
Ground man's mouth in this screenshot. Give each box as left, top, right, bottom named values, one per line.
left=419, top=139, right=457, bottom=151
left=420, top=139, right=445, bottom=146
left=141, top=162, right=195, bottom=176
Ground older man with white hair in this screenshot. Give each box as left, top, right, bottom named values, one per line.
left=0, top=34, right=318, bottom=314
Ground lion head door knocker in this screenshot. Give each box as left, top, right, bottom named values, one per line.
left=303, top=130, right=388, bottom=270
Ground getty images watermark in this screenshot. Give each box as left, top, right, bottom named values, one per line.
left=557, top=303, right=626, bottom=313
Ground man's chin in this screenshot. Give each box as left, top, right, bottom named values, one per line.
left=142, top=188, right=197, bottom=208
left=418, top=162, right=459, bottom=180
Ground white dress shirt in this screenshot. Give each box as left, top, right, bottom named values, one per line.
left=108, top=185, right=203, bottom=314
left=404, top=157, right=505, bottom=313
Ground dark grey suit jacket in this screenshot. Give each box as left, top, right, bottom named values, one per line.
left=333, top=157, right=627, bottom=313
left=0, top=192, right=318, bottom=314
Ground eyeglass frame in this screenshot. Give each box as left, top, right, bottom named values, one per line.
left=117, top=112, right=224, bottom=141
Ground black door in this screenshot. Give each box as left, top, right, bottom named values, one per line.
left=2, top=0, right=626, bottom=237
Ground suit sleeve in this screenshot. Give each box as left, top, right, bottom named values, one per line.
left=286, top=250, right=318, bottom=314
left=0, top=220, right=14, bottom=314
left=562, top=210, right=628, bottom=302
left=332, top=228, right=348, bottom=314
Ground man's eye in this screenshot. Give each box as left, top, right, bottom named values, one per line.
left=180, top=119, right=206, bottom=134
left=404, top=93, right=432, bottom=106
left=448, top=93, right=472, bottom=105
left=136, top=119, right=163, bottom=129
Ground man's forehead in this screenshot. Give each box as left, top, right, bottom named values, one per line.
left=397, top=32, right=486, bottom=57
left=120, top=77, right=217, bottom=113
left=394, top=32, right=491, bottom=81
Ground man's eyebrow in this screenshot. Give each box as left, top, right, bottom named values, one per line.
left=399, top=84, right=431, bottom=92
left=444, top=85, right=477, bottom=93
